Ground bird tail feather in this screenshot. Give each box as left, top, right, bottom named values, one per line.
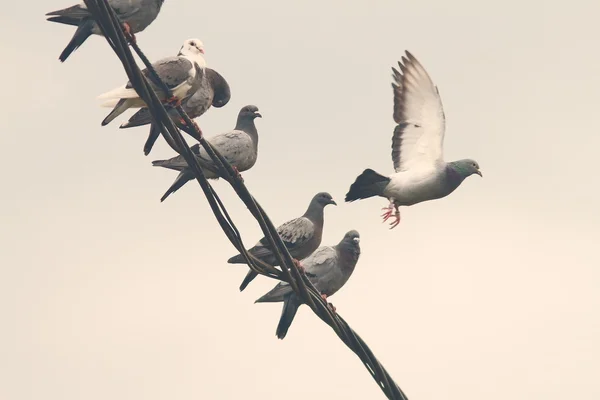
left=345, top=169, right=390, bottom=202
left=158, top=171, right=193, bottom=202
left=227, top=254, right=245, bottom=264
left=143, top=123, right=162, bottom=156
left=46, top=5, right=90, bottom=20
left=101, top=99, right=134, bottom=126
left=239, top=270, right=258, bottom=292
left=98, top=85, right=140, bottom=101
left=276, top=295, right=301, bottom=340
left=120, top=108, right=153, bottom=129
left=56, top=18, right=94, bottom=62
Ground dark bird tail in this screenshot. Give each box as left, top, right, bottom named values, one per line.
left=239, top=270, right=258, bottom=292
left=120, top=108, right=153, bottom=129
left=159, top=171, right=193, bottom=202
left=345, top=169, right=390, bottom=202
left=276, top=295, right=302, bottom=340
left=57, top=18, right=94, bottom=62
left=101, top=99, right=131, bottom=126
left=227, top=253, right=245, bottom=264
left=144, top=123, right=161, bottom=156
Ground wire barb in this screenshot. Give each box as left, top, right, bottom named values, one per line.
left=81, top=1, right=409, bottom=398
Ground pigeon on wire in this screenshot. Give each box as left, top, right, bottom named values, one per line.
left=345, top=51, right=482, bottom=229
left=98, top=38, right=206, bottom=127
left=120, top=66, right=231, bottom=155
left=151, top=105, right=261, bottom=202
left=255, top=230, right=361, bottom=340
left=228, top=192, right=337, bottom=292
left=46, top=0, right=164, bottom=62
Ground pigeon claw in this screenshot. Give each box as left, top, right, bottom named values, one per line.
left=381, top=201, right=401, bottom=229
left=232, top=166, right=244, bottom=182
left=191, top=120, right=202, bottom=135
left=122, top=22, right=136, bottom=44
left=292, top=258, right=304, bottom=273
left=328, top=303, right=337, bottom=313
left=165, top=96, right=182, bottom=107
left=320, top=293, right=328, bottom=301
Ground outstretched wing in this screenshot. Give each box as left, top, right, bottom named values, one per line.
left=391, top=51, right=446, bottom=173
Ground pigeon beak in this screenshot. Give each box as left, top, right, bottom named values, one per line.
left=476, top=170, right=483, bottom=177
left=329, top=200, right=337, bottom=206
left=199, top=49, right=205, bottom=54
left=254, top=112, right=262, bottom=118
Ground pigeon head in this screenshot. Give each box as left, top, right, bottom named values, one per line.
left=338, top=230, right=361, bottom=267
left=312, top=192, right=337, bottom=208
left=452, top=159, right=482, bottom=178
left=179, top=38, right=206, bottom=67
left=341, top=230, right=360, bottom=246
left=239, top=105, right=262, bottom=120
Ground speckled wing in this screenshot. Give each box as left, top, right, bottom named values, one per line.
left=195, top=130, right=253, bottom=174
left=391, top=51, right=446, bottom=173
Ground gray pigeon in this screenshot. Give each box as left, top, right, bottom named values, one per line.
left=345, top=51, right=482, bottom=229
left=46, top=0, right=164, bottom=62
left=98, top=38, right=206, bottom=126
left=151, top=105, right=261, bottom=202
left=228, top=192, right=337, bottom=292
left=120, top=67, right=231, bottom=155
left=255, top=230, right=361, bottom=340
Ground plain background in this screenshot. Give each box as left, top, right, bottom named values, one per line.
left=1, top=0, right=599, bottom=399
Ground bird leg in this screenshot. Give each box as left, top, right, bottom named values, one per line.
left=122, top=22, right=136, bottom=44
left=319, top=293, right=336, bottom=312
left=231, top=166, right=244, bottom=182
left=381, top=199, right=401, bottom=229
left=292, top=258, right=305, bottom=274
left=165, top=96, right=182, bottom=107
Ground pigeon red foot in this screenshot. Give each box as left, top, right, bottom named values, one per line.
left=381, top=199, right=401, bottom=229
left=320, top=294, right=336, bottom=312
left=165, top=96, right=182, bottom=107
left=122, top=22, right=136, bottom=44
left=292, top=258, right=305, bottom=273
left=231, top=166, right=244, bottom=182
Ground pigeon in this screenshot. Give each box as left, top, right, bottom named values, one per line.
left=98, top=38, right=206, bottom=126
left=345, top=51, right=482, bottom=228
left=228, top=192, right=337, bottom=292
left=46, top=0, right=164, bottom=62
left=255, top=230, right=361, bottom=340
left=151, top=105, right=261, bottom=202
left=120, top=66, right=231, bottom=155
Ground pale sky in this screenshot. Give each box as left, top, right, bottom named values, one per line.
left=1, top=0, right=599, bottom=399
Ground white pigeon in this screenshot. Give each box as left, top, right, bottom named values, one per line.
left=98, top=38, right=207, bottom=126
left=345, top=51, right=482, bottom=229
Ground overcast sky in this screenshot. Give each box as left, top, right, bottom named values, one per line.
left=1, top=0, right=599, bottom=399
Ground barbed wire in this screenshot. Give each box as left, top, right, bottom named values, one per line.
left=80, top=1, right=409, bottom=398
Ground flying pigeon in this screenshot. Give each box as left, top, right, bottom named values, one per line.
left=46, top=0, right=164, bottom=62
left=345, top=51, right=482, bottom=229
left=98, top=38, right=206, bottom=126
left=255, top=230, right=361, bottom=339
left=120, top=66, right=231, bottom=155
left=228, top=192, right=337, bottom=292
left=151, top=105, right=261, bottom=202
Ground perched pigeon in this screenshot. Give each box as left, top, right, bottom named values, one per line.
left=151, top=105, right=261, bottom=201
left=255, top=230, right=361, bottom=339
left=46, top=0, right=164, bottom=62
left=120, top=66, right=231, bottom=155
left=345, top=51, right=482, bottom=228
left=228, top=192, right=337, bottom=292
left=98, top=38, right=206, bottom=126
